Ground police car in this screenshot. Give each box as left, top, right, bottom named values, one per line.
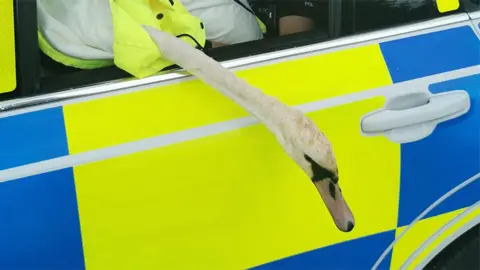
left=0, top=0, right=478, bottom=269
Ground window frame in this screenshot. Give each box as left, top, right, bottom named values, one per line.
left=1, top=0, right=470, bottom=104
left=7, top=0, right=41, bottom=100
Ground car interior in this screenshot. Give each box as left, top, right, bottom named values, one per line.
left=2, top=0, right=478, bottom=102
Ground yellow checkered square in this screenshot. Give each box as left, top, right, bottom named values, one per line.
left=0, top=0, right=16, bottom=93
left=436, top=0, right=460, bottom=13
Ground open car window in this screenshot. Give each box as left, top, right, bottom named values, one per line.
left=462, top=0, right=480, bottom=12
left=2, top=0, right=469, bottom=102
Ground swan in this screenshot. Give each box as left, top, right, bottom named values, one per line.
left=143, top=26, right=355, bottom=232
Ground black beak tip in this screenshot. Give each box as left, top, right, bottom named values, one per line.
left=346, top=221, right=354, bottom=232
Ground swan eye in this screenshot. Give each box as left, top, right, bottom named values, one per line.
left=304, top=154, right=336, bottom=183
left=331, top=175, right=339, bottom=184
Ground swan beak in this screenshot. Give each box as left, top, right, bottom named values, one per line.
left=313, top=180, right=355, bottom=232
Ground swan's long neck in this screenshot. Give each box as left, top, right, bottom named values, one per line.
left=144, top=27, right=290, bottom=132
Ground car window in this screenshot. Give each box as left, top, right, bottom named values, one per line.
left=207, top=0, right=464, bottom=57
left=1, top=0, right=466, bottom=102
left=461, top=0, right=480, bottom=12
left=247, top=0, right=463, bottom=39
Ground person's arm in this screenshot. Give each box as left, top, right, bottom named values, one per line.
left=279, top=15, right=314, bottom=35
left=275, top=1, right=322, bottom=36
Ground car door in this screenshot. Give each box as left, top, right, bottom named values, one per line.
left=249, top=16, right=480, bottom=270
left=0, top=3, right=478, bottom=270
left=389, top=2, right=480, bottom=269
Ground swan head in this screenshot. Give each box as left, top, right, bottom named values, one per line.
left=285, top=113, right=355, bottom=232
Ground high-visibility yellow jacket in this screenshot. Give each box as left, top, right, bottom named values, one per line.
left=38, top=0, right=207, bottom=78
